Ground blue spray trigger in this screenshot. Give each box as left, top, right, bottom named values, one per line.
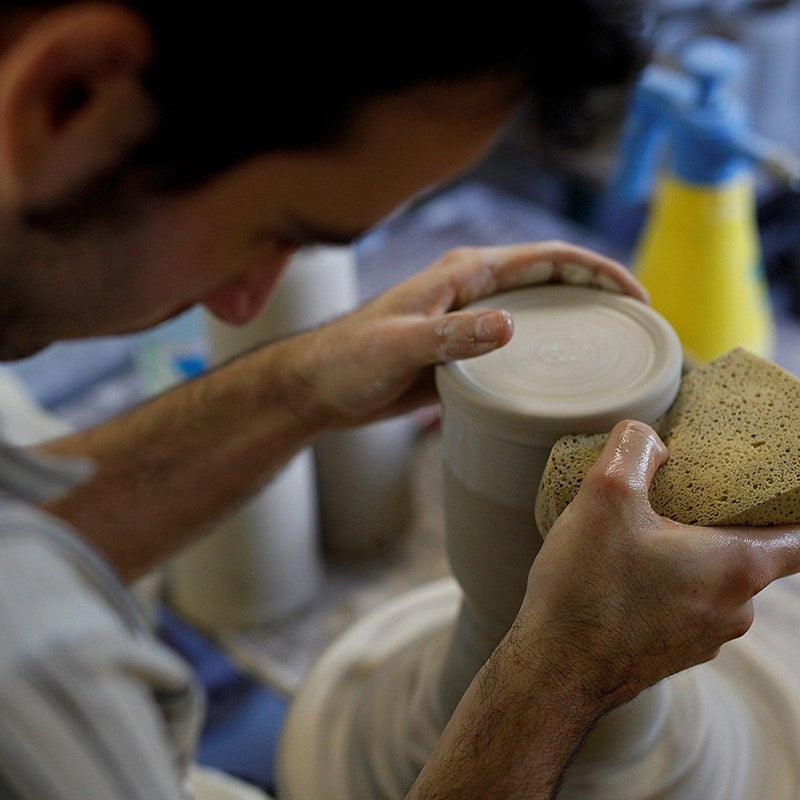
left=607, top=65, right=694, bottom=204
left=680, top=38, right=744, bottom=108
left=175, top=354, right=208, bottom=379
left=595, top=36, right=800, bottom=247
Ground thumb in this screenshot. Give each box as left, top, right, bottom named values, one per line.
left=727, top=524, right=800, bottom=591
left=403, top=309, right=514, bottom=367
left=586, top=420, right=668, bottom=503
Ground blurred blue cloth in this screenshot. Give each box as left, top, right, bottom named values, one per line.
left=7, top=338, right=136, bottom=407
left=158, top=606, right=288, bottom=795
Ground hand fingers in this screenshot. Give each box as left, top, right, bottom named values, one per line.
left=386, top=242, right=648, bottom=316
left=585, top=420, right=669, bottom=503
left=483, top=242, right=648, bottom=304
left=399, top=308, right=514, bottom=367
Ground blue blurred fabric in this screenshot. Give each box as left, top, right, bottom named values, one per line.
left=7, top=338, right=136, bottom=407
left=157, top=606, right=288, bottom=795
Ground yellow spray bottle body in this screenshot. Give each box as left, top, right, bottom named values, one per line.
left=634, top=174, right=772, bottom=363
left=601, top=39, right=799, bottom=364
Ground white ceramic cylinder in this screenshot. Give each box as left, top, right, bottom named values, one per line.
left=169, top=449, right=321, bottom=628
left=280, top=247, right=416, bottom=556
left=213, top=242, right=415, bottom=558
left=208, top=244, right=415, bottom=557
left=169, top=247, right=353, bottom=628
left=315, top=415, right=415, bottom=556
left=205, top=246, right=360, bottom=359
left=170, top=245, right=415, bottom=627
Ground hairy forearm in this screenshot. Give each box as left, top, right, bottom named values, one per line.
left=407, top=628, right=600, bottom=800
left=40, top=332, right=325, bottom=582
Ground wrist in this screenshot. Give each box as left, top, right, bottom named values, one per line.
left=244, top=332, right=333, bottom=440
left=424, top=625, right=601, bottom=800
left=498, top=613, right=607, bottom=727
left=273, top=323, right=365, bottom=431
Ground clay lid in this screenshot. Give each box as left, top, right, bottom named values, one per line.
left=435, top=285, right=683, bottom=444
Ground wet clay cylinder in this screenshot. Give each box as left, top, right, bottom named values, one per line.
left=282, top=285, right=683, bottom=794
left=433, top=284, right=683, bottom=769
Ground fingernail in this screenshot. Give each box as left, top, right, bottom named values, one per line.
left=560, top=262, right=593, bottom=285
left=474, top=311, right=506, bottom=343
left=523, top=261, right=554, bottom=284
left=594, top=273, right=623, bottom=294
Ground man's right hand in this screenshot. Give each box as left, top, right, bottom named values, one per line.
left=410, top=418, right=800, bottom=800
left=516, top=419, right=800, bottom=715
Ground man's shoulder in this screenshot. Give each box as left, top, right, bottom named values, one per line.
left=0, top=501, right=131, bottom=662
left=0, top=500, right=193, bottom=698
left=0, top=500, right=204, bottom=786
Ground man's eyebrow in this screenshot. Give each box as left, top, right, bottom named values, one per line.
left=282, top=216, right=367, bottom=246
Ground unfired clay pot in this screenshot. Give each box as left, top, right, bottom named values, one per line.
left=278, top=285, right=800, bottom=800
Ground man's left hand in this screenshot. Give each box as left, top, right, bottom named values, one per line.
left=291, top=241, right=647, bottom=428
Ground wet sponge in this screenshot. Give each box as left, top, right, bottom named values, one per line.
left=535, top=349, right=800, bottom=535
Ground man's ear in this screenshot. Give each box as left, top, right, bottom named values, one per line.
left=0, top=4, right=156, bottom=210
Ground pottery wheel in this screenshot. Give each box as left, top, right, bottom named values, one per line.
left=278, top=578, right=800, bottom=800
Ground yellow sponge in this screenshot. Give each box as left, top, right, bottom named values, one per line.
left=535, top=350, right=800, bottom=535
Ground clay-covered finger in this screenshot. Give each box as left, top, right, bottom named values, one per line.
left=415, top=309, right=514, bottom=363
left=383, top=242, right=647, bottom=317
left=484, top=242, right=649, bottom=303
left=464, top=242, right=644, bottom=302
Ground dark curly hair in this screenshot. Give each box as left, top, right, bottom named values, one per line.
left=5, top=2, right=649, bottom=191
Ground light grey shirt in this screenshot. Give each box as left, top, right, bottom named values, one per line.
left=0, top=443, right=204, bottom=799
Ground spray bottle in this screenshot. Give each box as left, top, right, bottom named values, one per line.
left=605, top=37, right=800, bottom=363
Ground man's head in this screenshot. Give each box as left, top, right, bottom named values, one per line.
left=0, top=2, right=646, bottom=358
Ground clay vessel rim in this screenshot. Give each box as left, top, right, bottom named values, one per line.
left=435, top=285, right=683, bottom=443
